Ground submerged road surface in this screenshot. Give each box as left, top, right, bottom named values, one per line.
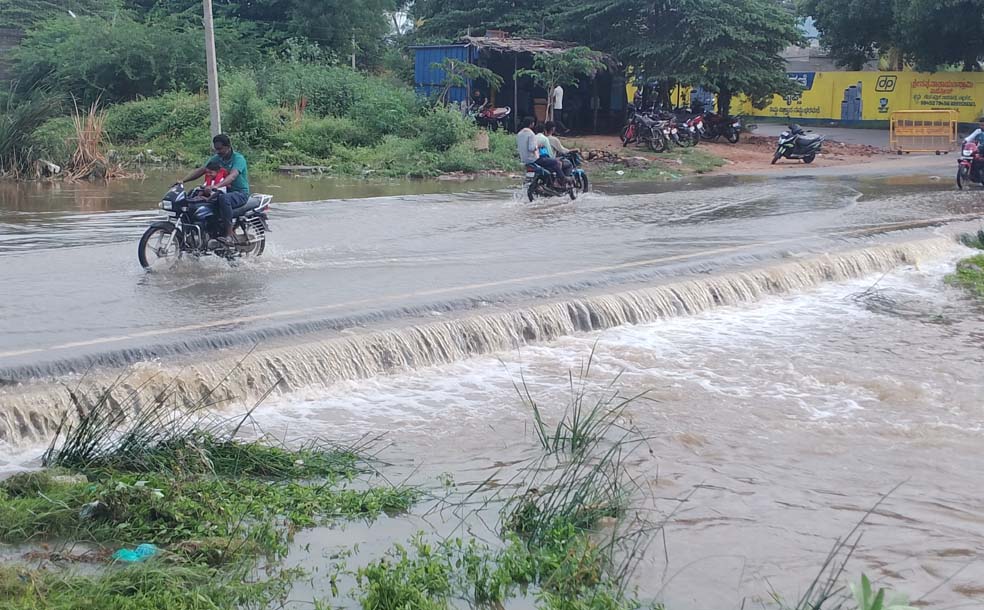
left=0, top=162, right=981, bottom=380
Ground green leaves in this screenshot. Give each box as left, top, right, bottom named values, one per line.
left=851, top=573, right=918, bottom=610
left=804, top=0, right=984, bottom=71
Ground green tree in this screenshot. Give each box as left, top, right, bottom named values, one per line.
left=410, top=0, right=563, bottom=40
left=562, top=0, right=802, bottom=115
left=515, top=48, right=605, bottom=121
left=799, top=0, right=902, bottom=70
left=801, top=0, right=984, bottom=71
left=10, top=14, right=258, bottom=104
left=430, top=58, right=503, bottom=104
left=0, top=0, right=122, bottom=29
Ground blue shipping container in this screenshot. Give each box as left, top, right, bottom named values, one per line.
left=411, top=44, right=473, bottom=104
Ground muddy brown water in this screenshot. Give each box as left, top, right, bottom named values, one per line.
left=1, top=169, right=983, bottom=608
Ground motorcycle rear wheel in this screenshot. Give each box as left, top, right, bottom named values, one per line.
left=237, top=220, right=266, bottom=257
left=803, top=153, right=816, bottom=164
left=527, top=180, right=538, bottom=202
left=620, top=125, right=633, bottom=146
left=138, top=225, right=181, bottom=271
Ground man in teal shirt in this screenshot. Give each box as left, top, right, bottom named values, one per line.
left=180, top=134, right=249, bottom=246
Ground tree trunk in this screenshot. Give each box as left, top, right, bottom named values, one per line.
left=718, top=88, right=733, bottom=117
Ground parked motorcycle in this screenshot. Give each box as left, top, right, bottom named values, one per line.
left=771, top=124, right=824, bottom=164
left=525, top=157, right=588, bottom=202
left=138, top=184, right=271, bottom=270
left=956, top=140, right=984, bottom=189
left=620, top=106, right=668, bottom=152
left=701, top=112, right=742, bottom=143
left=469, top=104, right=511, bottom=131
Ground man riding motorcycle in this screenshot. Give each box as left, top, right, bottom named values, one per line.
left=516, top=116, right=565, bottom=188
left=963, top=117, right=984, bottom=177
left=178, top=134, right=250, bottom=248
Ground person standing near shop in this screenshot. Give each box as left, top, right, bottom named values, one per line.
left=551, top=84, right=569, bottom=133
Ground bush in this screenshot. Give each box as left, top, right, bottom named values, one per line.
left=30, top=117, right=76, bottom=167
left=222, top=73, right=278, bottom=146
left=11, top=16, right=207, bottom=105
left=105, top=93, right=209, bottom=143
left=420, top=106, right=476, bottom=152
left=285, top=116, right=372, bottom=157
left=255, top=62, right=424, bottom=137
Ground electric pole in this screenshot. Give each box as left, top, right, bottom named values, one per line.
left=203, top=0, right=221, bottom=136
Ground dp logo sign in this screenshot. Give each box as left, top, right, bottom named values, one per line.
left=875, top=75, right=897, bottom=92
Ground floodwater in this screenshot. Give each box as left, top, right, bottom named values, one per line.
left=255, top=253, right=984, bottom=609
left=1, top=168, right=984, bottom=608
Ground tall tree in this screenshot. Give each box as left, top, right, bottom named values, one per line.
left=802, top=0, right=984, bottom=71
left=562, top=0, right=803, bottom=115
left=410, top=0, right=563, bottom=41
left=798, top=0, right=898, bottom=70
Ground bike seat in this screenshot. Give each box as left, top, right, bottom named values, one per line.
left=797, top=134, right=822, bottom=143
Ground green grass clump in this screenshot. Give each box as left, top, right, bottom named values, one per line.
left=945, top=254, right=984, bottom=298
left=0, top=562, right=298, bottom=610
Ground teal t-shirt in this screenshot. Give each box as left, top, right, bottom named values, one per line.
left=207, top=152, right=250, bottom=194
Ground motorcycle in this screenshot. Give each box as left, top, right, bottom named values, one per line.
left=771, top=124, right=824, bottom=164
left=138, top=184, right=271, bottom=270
left=956, top=140, right=984, bottom=189
left=469, top=104, right=512, bottom=131
left=701, top=112, right=742, bottom=143
left=561, top=151, right=591, bottom=193
left=525, top=156, right=588, bottom=202
left=620, top=106, right=668, bottom=152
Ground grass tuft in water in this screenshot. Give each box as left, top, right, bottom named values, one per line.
left=945, top=254, right=984, bottom=299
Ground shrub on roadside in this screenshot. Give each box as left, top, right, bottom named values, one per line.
left=286, top=116, right=372, bottom=158
left=222, top=73, right=279, bottom=146
left=105, top=93, right=209, bottom=143
left=30, top=117, right=76, bottom=167
left=420, top=106, right=477, bottom=152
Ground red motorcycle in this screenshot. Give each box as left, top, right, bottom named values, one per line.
left=957, top=140, right=984, bottom=189
left=469, top=104, right=511, bottom=131
left=701, top=111, right=742, bottom=143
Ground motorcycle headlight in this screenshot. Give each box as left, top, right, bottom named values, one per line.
left=159, top=201, right=172, bottom=211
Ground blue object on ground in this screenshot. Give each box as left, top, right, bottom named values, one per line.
left=112, top=543, right=159, bottom=562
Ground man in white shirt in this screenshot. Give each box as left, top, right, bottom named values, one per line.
left=516, top=116, right=539, bottom=166
left=551, top=84, right=568, bottom=133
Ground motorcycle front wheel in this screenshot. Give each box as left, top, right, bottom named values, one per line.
left=726, top=131, right=740, bottom=144
left=647, top=129, right=668, bottom=153
left=771, top=151, right=782, bottom=165
left=579, top=173, right=590, bottom=193
left=957, top=166, right=969, bottom=190
left=138, top=225, right=181, bottom=270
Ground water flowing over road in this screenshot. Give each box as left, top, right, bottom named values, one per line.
left=2, top=166, right=984, bottom=608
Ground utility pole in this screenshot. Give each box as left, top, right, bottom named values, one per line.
left=351, top=34, right=357, bottom=69
left=203, top=0, right=221, bottom=136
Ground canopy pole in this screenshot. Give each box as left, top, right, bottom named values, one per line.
left=513, top=54, right=518, bottom=132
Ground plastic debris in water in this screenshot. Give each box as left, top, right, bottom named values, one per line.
left=112, top=543, right=159, bottom=563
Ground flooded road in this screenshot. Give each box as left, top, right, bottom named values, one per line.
left=0, top=168, right=980, bottom=382
left=1, top=167, right=984, bottom=607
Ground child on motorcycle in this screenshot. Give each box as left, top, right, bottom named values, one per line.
left=187, top=160, right=228, bottom=202
left=545, top=121, right=579, bottom=178
left=532, top=123, right=567, bottom=188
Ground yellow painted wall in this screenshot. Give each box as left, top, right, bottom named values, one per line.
left=735, top=71, right=984, bottom=123
left=626, top=71, right=984, bottom=122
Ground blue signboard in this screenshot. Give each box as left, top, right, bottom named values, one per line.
left=788, top=72, right=816, bottom=90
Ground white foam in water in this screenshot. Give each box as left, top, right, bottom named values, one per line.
left=246, top=247, right=980, bottom=444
